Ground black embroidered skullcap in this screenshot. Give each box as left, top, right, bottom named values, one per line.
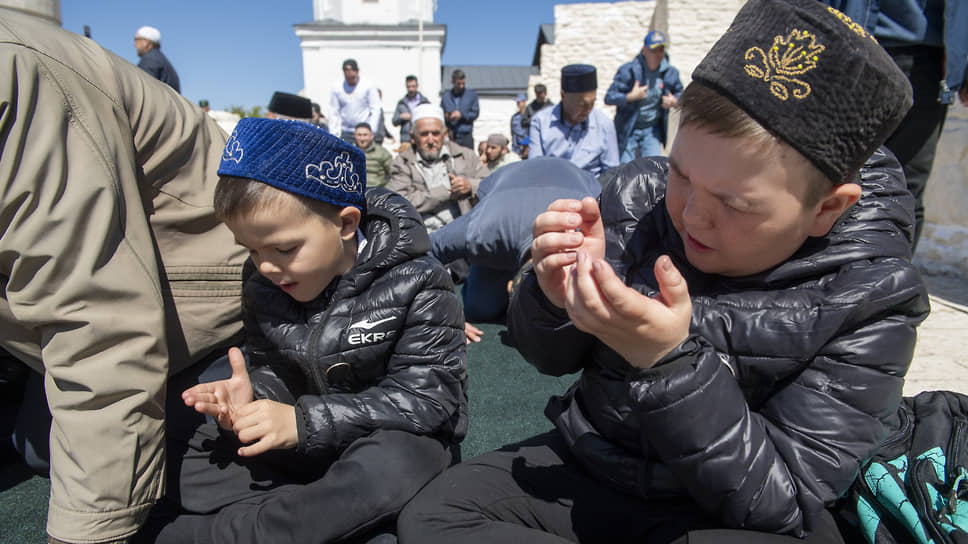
left=692, top=0, right=912, bottom=183
left=561, top=64, right=597, bottom=93
left=268, top=91, right=312, bottom=119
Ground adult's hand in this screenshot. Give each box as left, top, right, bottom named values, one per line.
left=627, top=80, right=648, bottom=102
left=450, top=174, right=472, bottom=198
left=464, top=322, right=484, bottom=344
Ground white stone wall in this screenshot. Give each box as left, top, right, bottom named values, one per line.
left=528, top=0, right=740, bottom=145
left=471, top=95, right=519, bottom=150
left=916, top=103, right=968, bottom=277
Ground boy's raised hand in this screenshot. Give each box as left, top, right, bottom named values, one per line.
left=182, top=347, right=253, bottom=431
left=565, top=252, right=691, bottom=369
left=531, top=197, right=605, bottom=308
left=231, top=400, right=298, bottom=457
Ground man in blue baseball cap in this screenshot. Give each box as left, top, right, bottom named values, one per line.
left=605, top=29, right=684, bottom=163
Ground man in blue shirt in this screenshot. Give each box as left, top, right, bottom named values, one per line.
left=528, top=64, right=619, bottom=177
left=605, top=30, right=684, bottom=163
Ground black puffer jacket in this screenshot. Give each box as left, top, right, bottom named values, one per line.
left=508, top=148, right=929, bottom=537
left=242, top=188, right=468, bottom=459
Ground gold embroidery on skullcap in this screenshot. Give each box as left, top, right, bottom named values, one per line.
left=744, top=29, right=825, bottom=101
left=825, top=6, right=879, bottom=44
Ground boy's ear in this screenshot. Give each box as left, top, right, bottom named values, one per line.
left=339, top=206, right=362, bottom=239
left=808, top=182, right=862, bottom=237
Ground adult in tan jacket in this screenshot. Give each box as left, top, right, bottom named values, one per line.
left=0, top=8, right=245, bottom=544
left=387, top=104, right=490, bottom=233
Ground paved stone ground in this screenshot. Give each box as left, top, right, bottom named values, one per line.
left=904, top=272, right=968, bottom=396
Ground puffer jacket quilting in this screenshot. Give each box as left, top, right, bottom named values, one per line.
left=242, top=187, right=468, bottom=459
left=508, top=147, right=930, bottom=537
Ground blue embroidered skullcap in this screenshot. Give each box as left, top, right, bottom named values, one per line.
left=218, top=118, right=366, bottom=210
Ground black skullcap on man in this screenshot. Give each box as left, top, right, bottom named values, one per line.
left=268, top=91, right=312, bottom=119
left=561, top=64, right=597, bottom=93
left=692, top=0, right=912, bottom=183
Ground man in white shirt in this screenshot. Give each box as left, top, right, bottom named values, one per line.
left=329, top=58, right=382, bottom=142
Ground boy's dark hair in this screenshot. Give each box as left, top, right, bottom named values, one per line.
left=534, top=83, right=547, bottom=94
left=405, top=74, right=418, bottom=83
left=215, top=176, right=342, bottom=224
left=451, top=69, right=465, bottom=82
left=677, top=82, right=832, bottom=206
left=342, top=58, right=358, bottom=71
left=355, top=122, right=372, bottom=132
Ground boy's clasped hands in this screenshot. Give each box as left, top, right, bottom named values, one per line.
left=182, top=347, right=298, bottom=457
left=531, top=197, right=692, bottom=369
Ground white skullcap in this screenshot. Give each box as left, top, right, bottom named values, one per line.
left=412, top=103, right=445, bottom=124
left=135, top=26, right=161, bottom=44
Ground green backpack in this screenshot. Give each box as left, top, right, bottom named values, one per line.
left=844, top=391, right=968, bottom=544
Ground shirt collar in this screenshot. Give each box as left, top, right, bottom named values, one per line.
left=552, top=104, right=589, bottom=131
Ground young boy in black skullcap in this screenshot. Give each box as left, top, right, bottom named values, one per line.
left=143, top=118, right=468, bottom=543
left=398, top=1, right=928, bottom=542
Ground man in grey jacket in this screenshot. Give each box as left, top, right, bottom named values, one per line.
left=387, top=104, right=490, bottom=233
left=0, top=7, right=245, bottom=543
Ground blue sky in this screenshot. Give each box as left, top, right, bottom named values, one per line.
left=60, top=0, right=622, bottom=110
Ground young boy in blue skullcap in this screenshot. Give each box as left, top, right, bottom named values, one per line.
left=144, top=118, right=467, bottom=543
left=400, top=0, right=928, bottom=542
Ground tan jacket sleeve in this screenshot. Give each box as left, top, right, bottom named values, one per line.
left=0, top=14, right=235, bottom=542
left=387, top=152, right=451, bottom=213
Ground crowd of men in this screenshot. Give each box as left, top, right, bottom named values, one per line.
left=3, top=6, right=966, bottom=543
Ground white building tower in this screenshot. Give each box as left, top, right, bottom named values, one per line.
left=296, top=0, right=445, bottom=130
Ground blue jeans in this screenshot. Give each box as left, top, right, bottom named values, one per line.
left=461, top=266, right=516, bottom=323
left=620, top=125, right=664, bottom=163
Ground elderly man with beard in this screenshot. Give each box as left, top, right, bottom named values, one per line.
left=388, top=104, right=490, bottom=233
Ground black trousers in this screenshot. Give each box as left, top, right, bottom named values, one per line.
left=883, top=45, right=949, bottom=250
left=144, top=425, right=451, bottom=544
left=398, top=430, right=845, bottom=544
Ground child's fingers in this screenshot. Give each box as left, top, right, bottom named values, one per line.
left=578, top=197, right=604, bottom=237
left=182, top=382, right=215, bottom=401
left=544, top=198, right=584, bottom=213
left=592, top=259, right=636, bottom=316
left=532, top=249, right=578, bottom=276
left=533, top=208, right=582, bottom=238
left=191, top=401, right=222, bottom=418
left=654, top=256, right=690, bottom=312
left=237, top=439, right=270, bottom=458
left=227, top=347, right=247, bottom=378
left=570, top=251, right=605, bottom=313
